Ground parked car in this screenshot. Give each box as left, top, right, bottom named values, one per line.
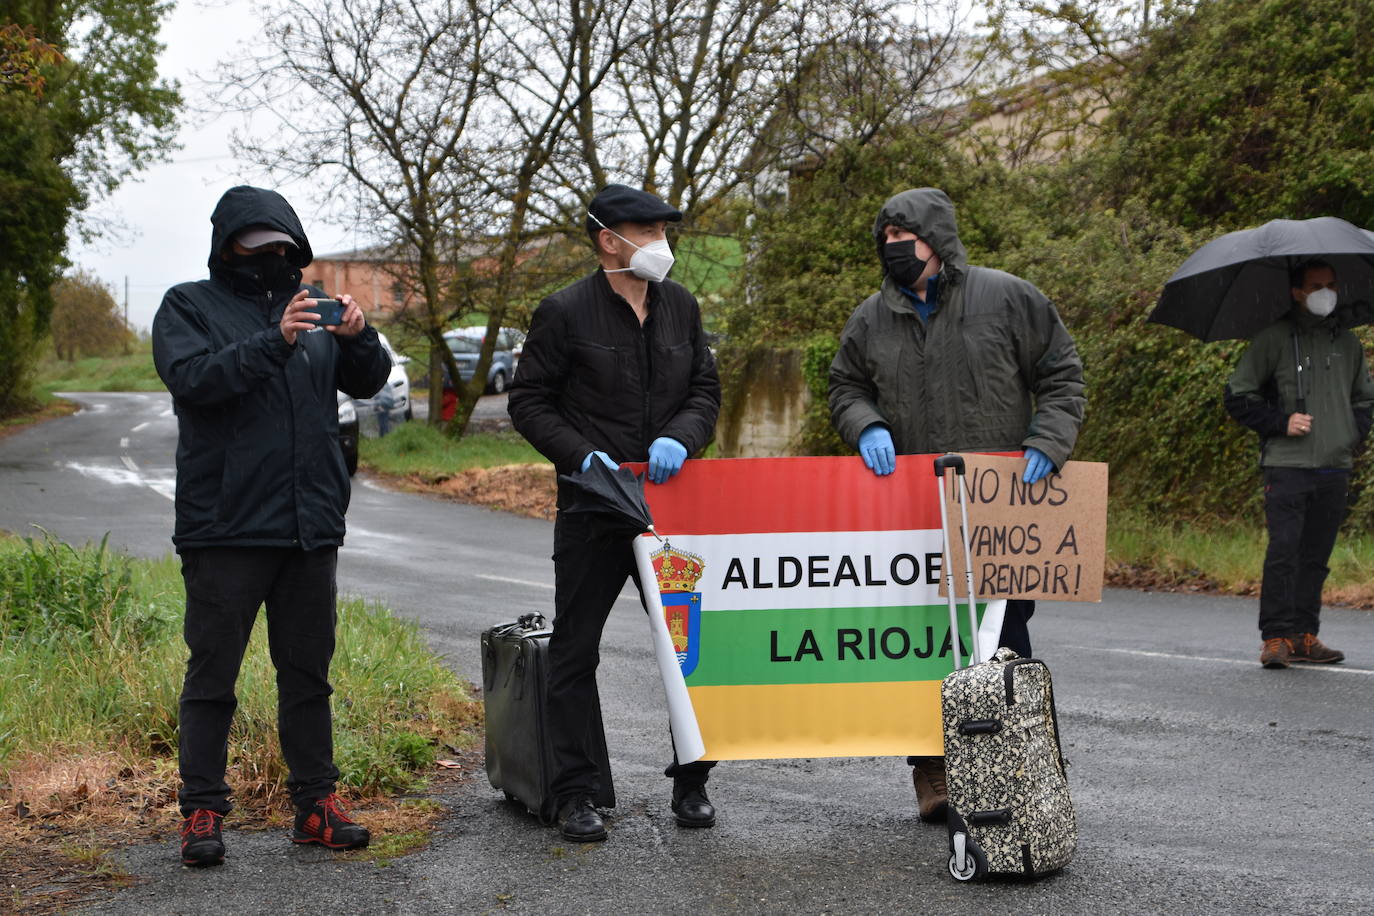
left=336, top=391, right=359, bottom=476
left=350, top=330, right=412, bottom=434
left=442, top=327, right=524, bottom=395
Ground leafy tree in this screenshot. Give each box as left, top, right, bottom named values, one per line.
left=50, top=270, right=133, bottom=360
left=1105, top=0, right=1374, bottom=229
left=0, top=0, right=178, bottom=415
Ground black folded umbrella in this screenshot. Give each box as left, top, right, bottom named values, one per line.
left=557, top=458, right=658, bottom=538
left=1149, top=216, right=1374, bottom=341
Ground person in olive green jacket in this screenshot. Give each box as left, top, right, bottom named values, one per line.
left=828, top=187, right=1085, bottom=823
left=1224, top=259, right=1374, bottom=670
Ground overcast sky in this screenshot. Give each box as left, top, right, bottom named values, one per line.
left=65, top=0, right=363, bottom=333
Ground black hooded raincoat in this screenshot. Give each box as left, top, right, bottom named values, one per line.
left=152, top=186, right=390, bottom=551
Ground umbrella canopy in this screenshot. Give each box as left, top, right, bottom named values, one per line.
left=1149, top=216, right=1374, bottom=341
left=557, top=459, right=657, bottom=537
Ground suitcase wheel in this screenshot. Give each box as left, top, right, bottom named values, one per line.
left=948, top=832, right=986, bottom=882
left=503, top=791, right=518, bottom=803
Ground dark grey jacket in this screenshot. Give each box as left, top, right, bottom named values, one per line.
left=828, top=188, right=1086, bottom=468
left=152, top=186, right=390, bottom=551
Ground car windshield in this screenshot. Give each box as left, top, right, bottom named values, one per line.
left=447, top=336, right=480, bottom=354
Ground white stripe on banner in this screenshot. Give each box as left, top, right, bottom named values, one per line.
left=661, top=530, right=948, bottom=611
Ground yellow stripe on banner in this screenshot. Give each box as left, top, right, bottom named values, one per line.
left=687, top=681, right=945, bottom=761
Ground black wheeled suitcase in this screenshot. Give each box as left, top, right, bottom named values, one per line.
left=481, top=613, right=615, bottom=823
left=932, top=454, right=1076, bottom=882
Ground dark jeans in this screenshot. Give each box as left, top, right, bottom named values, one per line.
left=547, top=512, right=714, bottom=807
left=1000, top=599, right=1036, bottom=658
left=1259, top=467, right=1349, bottom=639
left=177, top=546, right=341, bottom=816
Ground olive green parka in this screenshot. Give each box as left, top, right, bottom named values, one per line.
left=828, top=188, right=1086, bottom=468
left=1224, top=308, right=1374, bottom=469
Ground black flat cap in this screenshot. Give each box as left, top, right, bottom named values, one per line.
left=586, top=184, right=682, bottom=237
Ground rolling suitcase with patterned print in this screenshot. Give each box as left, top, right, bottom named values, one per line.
left=940, top=649, right=1076, bottom=880
left=933, top=454, right=1075, bottom=882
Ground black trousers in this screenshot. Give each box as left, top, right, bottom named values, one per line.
left=177, top=546, right=341, bottom=816
left=1259, top=468, right=1349, bottom=639
left=1000, top=599, right=1035, bottom=658
left=547, top=512, right=715, bottom=807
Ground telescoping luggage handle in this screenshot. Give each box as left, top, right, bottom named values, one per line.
left=934, top=454, right=982, bottom=670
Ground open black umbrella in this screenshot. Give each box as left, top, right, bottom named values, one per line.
left=557, top=458, right=658, bottom=538
left=1149, top=216, right=1374, bottom=341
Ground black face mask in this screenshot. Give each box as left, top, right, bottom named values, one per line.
left=225, top=250, right=301, bottom=293
left=883, top=239, right=927, bottom=290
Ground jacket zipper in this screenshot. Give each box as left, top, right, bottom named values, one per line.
left=639, top=319, right=652, bottom=454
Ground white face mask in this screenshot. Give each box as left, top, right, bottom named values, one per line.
left=589, top=212, right=675, bottom=282
left=1305, top=287, right=1337, bottom=317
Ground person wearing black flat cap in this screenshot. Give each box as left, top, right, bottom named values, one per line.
left=508, top=184, right=722, bottom=843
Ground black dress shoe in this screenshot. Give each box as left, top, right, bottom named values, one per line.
left=558, top=797, right=607, bottom=842
left=671, top=783, right=716, bottom=828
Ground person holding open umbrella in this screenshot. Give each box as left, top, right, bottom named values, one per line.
left=1223, top=259, right=1374, bottom=668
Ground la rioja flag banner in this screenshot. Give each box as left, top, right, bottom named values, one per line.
left=632, top=455, right=1004, bottom=763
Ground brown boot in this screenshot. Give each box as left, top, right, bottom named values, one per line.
left=1290, top=633, right=1344, bottom=664
left=910, top=756, right=948, bottom=823
left=1260, top=637, right=1292, bottom=669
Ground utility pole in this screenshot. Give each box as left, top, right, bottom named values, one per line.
left=124, top=275, right=131, bottom=354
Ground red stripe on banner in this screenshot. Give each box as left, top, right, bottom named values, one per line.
left=633, top=454, right=1016, bottom=536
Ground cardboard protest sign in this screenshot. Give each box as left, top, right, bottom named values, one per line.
left=940, top=454, right=1108, bottom=603
left=635, top=455, right=1005, bottom=763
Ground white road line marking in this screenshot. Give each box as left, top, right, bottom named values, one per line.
left=119, top=437, right=130, bottom=448
left=475, top=573, right=553, bottom=590
left=120, top=455, right=139, bottom=472
left=472, top=573, right=639, bottom=604
left=64, top=460, right=175, bottom=503
left=1064, top=644, right=1374, bottom=676
left=132, top=422, right=150, bottom=432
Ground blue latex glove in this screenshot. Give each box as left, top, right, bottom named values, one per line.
left=647, top=437, right=688, bottom=484
left=858, top=424, right=896, bottom=476
left=580, top=450, right=618, bottom=472
left=1022, top=447, right=1054, bottom=483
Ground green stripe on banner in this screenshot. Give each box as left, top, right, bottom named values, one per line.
left=684, top=603, right=987, bottom=687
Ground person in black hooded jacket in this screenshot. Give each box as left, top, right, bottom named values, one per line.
left=152, top=186, right=390, bottom=867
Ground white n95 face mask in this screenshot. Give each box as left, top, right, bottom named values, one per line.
left=589, top=212, right=676, bottom=282
left=1305, top=287, right=1337, bottom=317
left=622, top=239, right=675, bottom=282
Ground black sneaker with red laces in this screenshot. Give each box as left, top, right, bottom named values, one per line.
left=179, top=809, right=226, bottom=867
left=292, top=793, right=371, bottom=850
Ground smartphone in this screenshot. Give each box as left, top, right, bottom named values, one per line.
left=304, top=298, right=345, bottom=326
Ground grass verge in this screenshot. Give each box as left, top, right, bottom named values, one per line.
left=32, top=341, right=164, bottom=399
left=360, top=424, right=558, bottom=520
left=360, top=423, right=548, bottom=477
left=1106, top=507, right=1374, bottom=608
left=0, top=532, right=482, bottom=911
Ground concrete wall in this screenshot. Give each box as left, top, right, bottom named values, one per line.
left=716, top=348, right=810, bottom=457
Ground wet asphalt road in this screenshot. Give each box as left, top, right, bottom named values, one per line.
left=2, top=393, right=1372, bottom=915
